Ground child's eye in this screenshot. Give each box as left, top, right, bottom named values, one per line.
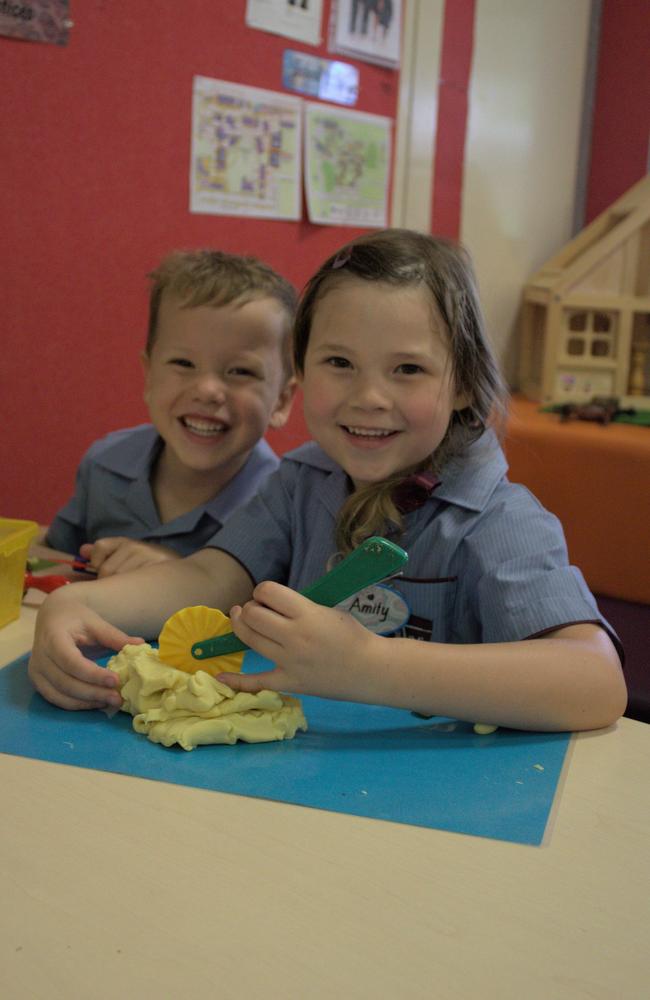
left=169, top=357, right=194, bottom=369
left=396, top=363, right=425, bottom=375
left=228, top=367, right=260, bottom=378
left=326, top=356, right=351, bottom=369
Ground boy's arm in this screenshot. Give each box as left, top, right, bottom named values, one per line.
left=44, top=447, right=94, bottom=553
left=224, top=584, right=627, bottom=732
left=28, top=547, right=254, bottom=710
left=79, top=537, right=182, bottom=577
left=44, top=514, right=84, bottom=555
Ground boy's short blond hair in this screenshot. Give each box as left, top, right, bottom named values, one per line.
left=146, top=249, right=297, bottom=376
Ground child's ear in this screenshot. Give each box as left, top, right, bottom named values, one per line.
left=268, top=377, right=297, bottom=429
left=453, top=391, right=471, bottom=412
left=451, top=377, right=471, bottom=411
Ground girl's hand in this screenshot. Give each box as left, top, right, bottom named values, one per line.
left=220, top=581, right=378, bottom=702
left=79, top=538, right=181, bottom=578
left=28, top=590, right=144, bottom=711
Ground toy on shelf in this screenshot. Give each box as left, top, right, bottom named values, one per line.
left=518, top=174, right=650, bottom=408
left=556, top=395, right=636, bottom=425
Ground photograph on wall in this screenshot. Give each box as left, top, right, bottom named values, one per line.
left=190, top=76, right=302, bottom=221
left=304, top=102, right=391, bottom=227
left=246, top=0, right=323, bottom=47
left=329, top=0, right=401, bottom=68
left=0, top=0, right=70, bottom=45
left=282, top=49, right=359, bottom=106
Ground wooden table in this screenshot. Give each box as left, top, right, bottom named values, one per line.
left=1, top=599, right=648, bottom=999
left=504, top=395, right=650, bottom=604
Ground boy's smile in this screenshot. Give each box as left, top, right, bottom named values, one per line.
left=300, top=278, right=464, bottom=489
left=142, top=293, right=294, bottom=502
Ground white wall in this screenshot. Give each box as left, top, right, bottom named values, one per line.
left=461, top=0, right=592, bottom=381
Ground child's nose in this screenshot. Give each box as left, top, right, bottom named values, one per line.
left=350, top=374, right=391, bottom=409
left=192, top=373, right=227, bottom=403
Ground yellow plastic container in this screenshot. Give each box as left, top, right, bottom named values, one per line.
left=0, top=518, right=39, bottom=628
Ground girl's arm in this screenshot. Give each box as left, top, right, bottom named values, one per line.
left=363, top=623, right=625, bottom=732
left=28, top=547, right=254, bottom=711
left=223, top=583, right=626, bottom=732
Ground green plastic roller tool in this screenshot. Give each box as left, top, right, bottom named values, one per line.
left=190, top=536, right=408, bottom=662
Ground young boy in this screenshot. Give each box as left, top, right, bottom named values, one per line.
left=44, top=249, right=296, bottom=577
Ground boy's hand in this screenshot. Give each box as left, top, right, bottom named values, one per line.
left=218, top=581, right=378, bottom=702
left=28, top=590, right=144, bottom=711
left=79, top=538, right=181, bottom=578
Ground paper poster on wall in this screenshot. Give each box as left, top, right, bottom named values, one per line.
left=190, top=76, right=302, bottom=221
left=329, top=0, right=401, bottom=68
left=0, top=0, right=71, bottom=45
left=304, top=102, right=391, bottom=227
left=245, top=0, right=323, bottom=47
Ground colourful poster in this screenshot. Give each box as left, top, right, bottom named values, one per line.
left=190, top=76, right=302, bottom=221
left=304, top=102, right=391, bottom=227
left=0, top=0, right=71, bottom=45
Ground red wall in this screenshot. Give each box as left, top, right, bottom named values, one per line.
left=0, top=0, right=399, bottom=523
left=3, top=0, right=648, bottom=525
left=430, top=0, right=475, bottom=239
left=585, top=0, right=650, bottom=221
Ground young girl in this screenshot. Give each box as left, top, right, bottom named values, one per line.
left=29, top=231, right=626, bottom=731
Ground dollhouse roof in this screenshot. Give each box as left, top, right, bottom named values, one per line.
left=526, top=174, right=650, bottom=301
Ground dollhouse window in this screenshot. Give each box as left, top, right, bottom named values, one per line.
left=563, top=310, right=617, bottom=360
left=568, top=312, right=587, bottom=331
left=567, top=337, right=585, bottom=355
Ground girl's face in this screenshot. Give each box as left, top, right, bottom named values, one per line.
left=300, top=278, right=466, bottom=489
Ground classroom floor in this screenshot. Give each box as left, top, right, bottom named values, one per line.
left=596, top=594, right=650, bottom=723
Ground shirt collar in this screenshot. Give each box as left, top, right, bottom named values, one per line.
left=283, top=442, right=349, bottom=518
left=94, top=424, right=160, bottom=480
left=432, top=429, right=507, bottom=512
left=203, top=439, right=278, bottom=523
left=95, top=427, right=278, bottom=533
left=284, top=430, right=507, bottom=516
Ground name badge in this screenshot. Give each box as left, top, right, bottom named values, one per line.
left=338, top=583, right=411, bottom=636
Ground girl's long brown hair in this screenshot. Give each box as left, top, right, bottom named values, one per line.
left=293, top=230, right=508, bottom=554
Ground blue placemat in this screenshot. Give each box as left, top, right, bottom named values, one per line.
left=0, top=652, right=571, bottom=845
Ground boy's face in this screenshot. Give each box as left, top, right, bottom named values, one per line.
left=142, top=293, right=295, bottom=489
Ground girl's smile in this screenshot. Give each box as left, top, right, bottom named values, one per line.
left=300, top=278, right=466, bottom=489
left=340, top=424, right=400, bottom=448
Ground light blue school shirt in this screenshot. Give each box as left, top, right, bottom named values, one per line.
left=45, top=424, right=279, bottom=557
left=209, top=430, right=620, bottom=652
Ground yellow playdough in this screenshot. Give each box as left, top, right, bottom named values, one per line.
left=107, top=643, right=307, bottom=751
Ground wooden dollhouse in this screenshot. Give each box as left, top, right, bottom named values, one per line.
left=518, top=174, right=650, bottom=407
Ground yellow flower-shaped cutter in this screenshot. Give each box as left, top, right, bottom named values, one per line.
left=158, top=606, right=244, bottom=676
